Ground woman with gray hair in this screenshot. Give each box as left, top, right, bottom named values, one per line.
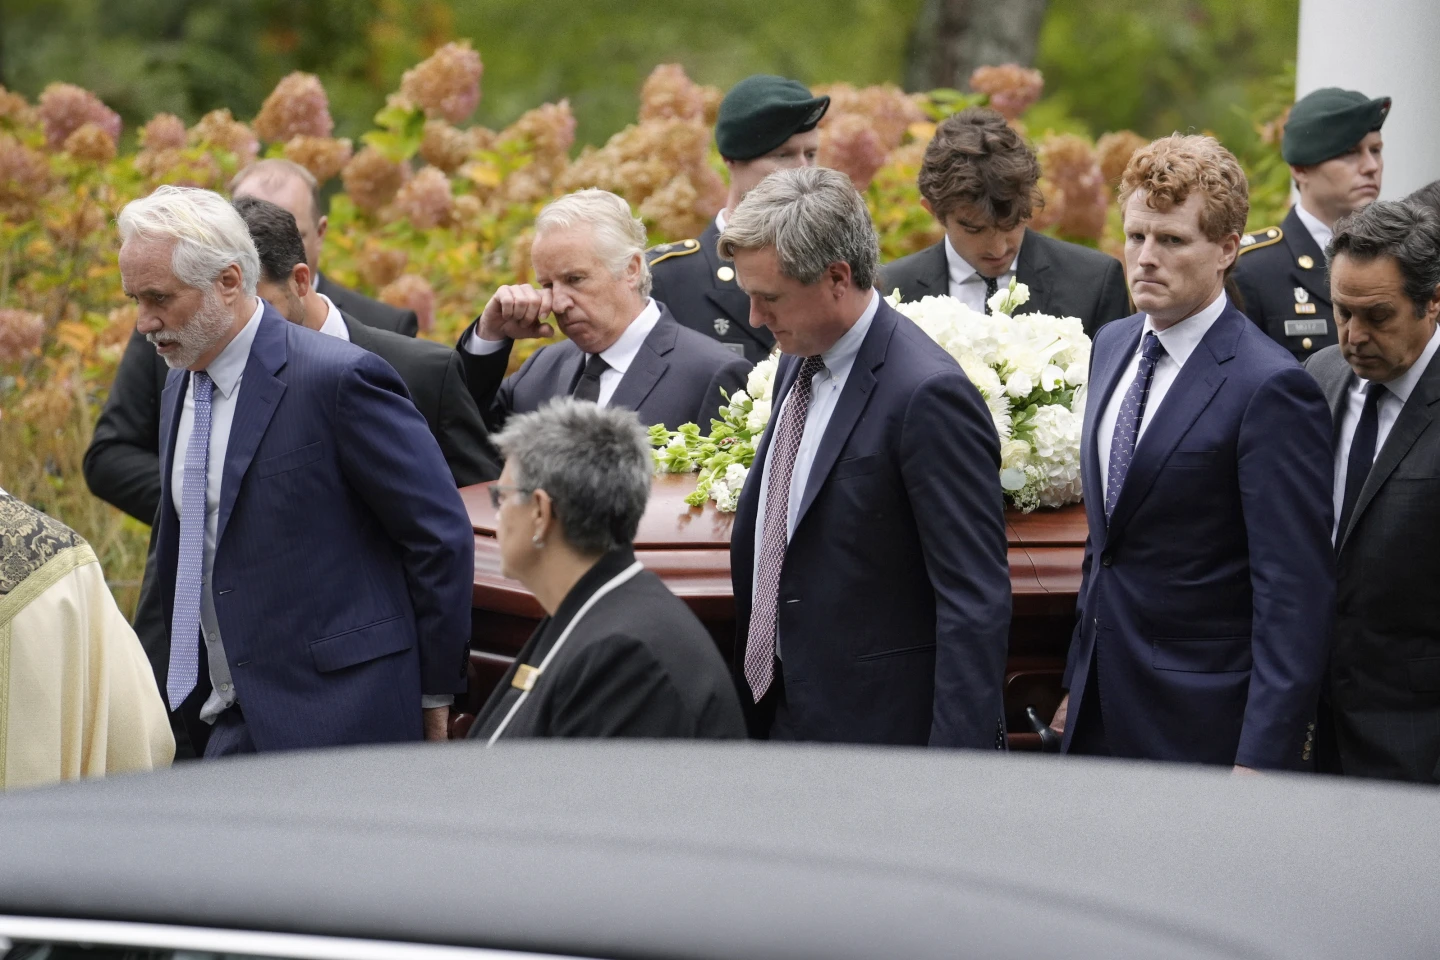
left=467, top=399, right=745, bottom=742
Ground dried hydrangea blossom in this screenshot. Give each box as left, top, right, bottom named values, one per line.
left=0, top=309, right=45, bottom=363
left=37, top=83, right=121, bottom=151
left=189, top=109, right=259, bottom=164
left=497, top=100, right=576, bottom=167
left=358, top=246, right=409, bottom=291
left=558, top=118, right=708, bottom=209
left=254, top=72, right=334, bottom=143
left=0, top=134, right=51, bottom=220
left=1096, top=131, right=1149, bottom=191
left=1037, top=133, right=1108, bottom=240
left=140, top=113, right=187, bottom=151
left=283, top=135, right=354, bottom=183
left=639, top=173, right=707, bottom=239
left=819, top=114, right=888, bottom=191
left=391, top=165, right=454, bottom=229
left=62, top=122, right=117, bottom=163
left=342, top=146, right=408, bottom=214
left=817, top=83, right=926, bottom=151
left=379, top=273, right=436, bottom=333
left=401, top=41, right=483, bottom=124
left=420, top=119, right=473, bottom=173
left=451, top=192, right=484, bottom=225
left=969, top=65, right=1045, bottom=121
left=0, top=86, right=35, bottom=127
left=639, top=64, right=707, bottom=123
left=1028, top=177, right=1069, bottom=234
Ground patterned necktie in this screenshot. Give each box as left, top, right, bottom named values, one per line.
left=1337, top=381, right=1384, bottom=545
left=167, top=370, right=213, bottom=710
left=1104, top=331, right=1166, bottom=518
left=571, top=353, right=609, bottom=403
left=745, top=355, right=826, bottom=702
left=983, top=274, right=999, bottom=315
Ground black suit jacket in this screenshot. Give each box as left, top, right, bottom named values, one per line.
left=647, top=220, right=776, bottom=365
left=731, top=300, right=1012, bottom=747
left=879, top=229, right=1131, bottom=339
left=315, top=273, right=419, bottom=338
left=467, top=549, right=746, bottom=741
left=457, top=305, right=752, bottom=432
left=1233, top=207, right=1333, bottom=362
left=1307, top=344, right=1440, bottom=783
left=343, top=316, right=500, bottom=486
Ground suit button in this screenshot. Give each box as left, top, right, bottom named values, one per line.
left=1101, top=553, right=1113, bottom=567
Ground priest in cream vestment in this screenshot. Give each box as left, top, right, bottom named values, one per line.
left=0, top=487, right=173, bottom=789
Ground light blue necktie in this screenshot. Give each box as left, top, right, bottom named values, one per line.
left=167, top=371, right=213, bottom=710
left=1105, top=332, right=1166, bottom=518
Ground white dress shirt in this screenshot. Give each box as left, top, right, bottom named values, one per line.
left=316, top=293, right=350, bottom=341
left=945, top=234, right=1020, bottom=313
left=1332, top=325, right=1440, bottom=539
left=462, top=298, right=662, bottom=408
left=170, top=298, right=263, bottom=723
left=751, top=291, right=880, bottom=652
left=1295, top=202, right=1334, bottom=255
left=1096, top=291, right=1229, bottom=504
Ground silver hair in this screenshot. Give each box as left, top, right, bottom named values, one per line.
left=118, top=185, right=260, bottom=296
left=534, top=188, right=652, bottom=298
left=492, top=399, right=653, bottom=556
left=1329, top=199, right=1440, bottom=318
left=717, top=166, right=879, bottom=290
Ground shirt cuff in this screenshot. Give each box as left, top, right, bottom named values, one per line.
left=462, top=327, right=510, bottom=356
left=421, top=694, right=455, bottom=709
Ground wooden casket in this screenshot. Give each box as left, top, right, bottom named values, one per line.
left=456, top=474, right=1086, bottom=747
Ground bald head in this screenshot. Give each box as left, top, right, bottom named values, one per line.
left=230, top=159, right=326, bottom=271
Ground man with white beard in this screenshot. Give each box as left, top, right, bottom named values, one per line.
left=118, top=185, right=473, bottom=757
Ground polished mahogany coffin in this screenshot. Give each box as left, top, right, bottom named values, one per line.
left=457, top=474, right=1085, bottom=747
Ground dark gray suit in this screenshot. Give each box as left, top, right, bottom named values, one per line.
left=1307, top=343, right=1440, bottom=783
left=880, top=229, right=1131, bottom=338
left=457, top=305, right=751, bottom=432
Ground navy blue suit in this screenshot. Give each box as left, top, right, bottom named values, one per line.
left=731, top=300, right=1012, bottom=747
left=155, top=305, right=474, bottom=752
left=1062, top=303, right=1335, bottom=769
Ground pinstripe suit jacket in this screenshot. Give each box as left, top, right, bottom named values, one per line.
left=154, top=304, right=473, bottom=752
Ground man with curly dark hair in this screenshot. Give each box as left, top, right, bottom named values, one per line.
left=880, top=107, right=1130, bottom=337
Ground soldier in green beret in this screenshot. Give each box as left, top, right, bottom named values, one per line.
left=1234, top=87, right=1390, bottom=360
left=647, top=75, right=829, bottom=364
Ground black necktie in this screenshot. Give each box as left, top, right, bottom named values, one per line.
left=571, top=353, right=609, bottom=403
left=982, top=275, right=999, bottom=315
left=1337, top=381, right=1384, bottom=544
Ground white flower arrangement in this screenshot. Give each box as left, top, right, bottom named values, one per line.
left=890, top=280, right=1090, bottom=511
left=652, top=279, right=1091, bottom=513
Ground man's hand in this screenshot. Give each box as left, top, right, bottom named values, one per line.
left=477, top=284, right=554, bottom=342
left=1050, top=694, right=1069, bottom=735
left=423, top=705, right=451, bottom=742
left=1232, top=764, right=1260, bottom=775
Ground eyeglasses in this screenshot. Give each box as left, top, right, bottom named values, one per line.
left=488, top=484, right=531, bottom=510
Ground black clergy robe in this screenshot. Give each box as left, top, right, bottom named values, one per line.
left=468, top=549, right=746, bottom=741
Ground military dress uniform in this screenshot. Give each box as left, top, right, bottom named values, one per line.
left=647, top=220, right=775, bottom=366
left=1233, top=208, right=1334, bottom=362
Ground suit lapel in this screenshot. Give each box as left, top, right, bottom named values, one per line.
left=910, top=242, right=949, bottom=299
left=215, top=307, right=288, bottom=548
left=793, top=304, right=895, bottom=525
left=1105, top=308, right=1240, bottom=535
left=158, top=368, right=186, bottom=516
left=1339, top=352, right=1440, bottom=552
left=608, top=311, right=674, bottom=412
left=1082, top=314, right=1143, bottom=536
left=1013, top=230, right=1054, bottom=316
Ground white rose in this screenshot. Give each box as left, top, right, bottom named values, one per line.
left=711, top=478, right=740, bottom=513
left=1004, top=371, right=1034, bottom=398
left=727, top=389, right=751, bottom=408
left=724, top=462, right=749, bottom=490
left=1000, top=438, right=1031, bottom=471
left=745, top=398, right=772, bottom=433
left=1064, top=361, right=1088, bottom=386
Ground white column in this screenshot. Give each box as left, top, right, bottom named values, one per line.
left=1297, top=0, right=1440, bottom=199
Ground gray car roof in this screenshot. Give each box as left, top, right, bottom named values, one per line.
left=0, top=742, right=1435, bottom=960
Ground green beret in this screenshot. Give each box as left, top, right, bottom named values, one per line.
left=1283, top=87, right=1391, bottom=165
left=715, top=75, right=830, bottom=161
